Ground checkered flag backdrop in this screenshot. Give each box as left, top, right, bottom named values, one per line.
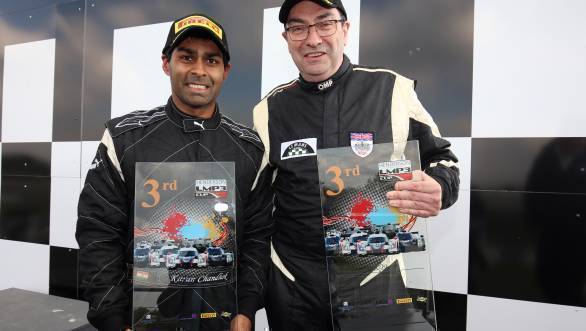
left=0, top=1, right=584, bottom=330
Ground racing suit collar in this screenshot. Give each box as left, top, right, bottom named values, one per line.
left=297, top=54, right=352, bottom=93
left=166, top=97, right=222, bottom=132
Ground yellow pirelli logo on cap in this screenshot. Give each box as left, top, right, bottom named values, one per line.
left=201, top=312, right=217, bottom=319
left=175, top=15, right=223, bottom=40
left=396, top=297, right=413, bottom=304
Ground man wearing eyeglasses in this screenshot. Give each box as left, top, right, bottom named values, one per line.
left=252, top=0, right=460, bottom=329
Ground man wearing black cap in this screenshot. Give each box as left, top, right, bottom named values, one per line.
left=252, top=0, right=460, bottom=329
left=77, top=13, right=271, bottom=331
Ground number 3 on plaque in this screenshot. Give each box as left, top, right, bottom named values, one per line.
left=141, top=179, right=161, bottom=208
left=326, top=166, right=345, bottom=196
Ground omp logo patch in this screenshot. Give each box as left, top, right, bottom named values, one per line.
left=280, top=138, right=317, bottom=160
left=318, top=79, right=333, bottom=90
left=175, top=16, right=223, bottom=39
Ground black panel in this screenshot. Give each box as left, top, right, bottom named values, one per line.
left=434, top=291, right=467, bottom=331
left=80, top=0, right=116, bottom=140
left=469, top=190, right=586, bottom=308
left=0, top=0, right=60, bottom=16
left=471, top=138, right=586, bottom=193
left=1, top=142, right=51, bottom=176
left=360, top=0, right=474, bottom=137
left=0, top=4, right=57, bottom=141
left=0, top=5, right=56, bottom=45
left=52, top=0, right=84, bottom=141
left=0, top=176, right=51, bottom=244
left=49, top=246, right=79, bottom=299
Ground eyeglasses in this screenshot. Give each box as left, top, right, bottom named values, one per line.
left=285, top=19, right=345, bottom=41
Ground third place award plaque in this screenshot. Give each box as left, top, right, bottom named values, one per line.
left=318, top=141, right=437, bottom=331
left=132, top=162, right=236, bottom=331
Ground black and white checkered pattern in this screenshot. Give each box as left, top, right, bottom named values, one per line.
left=1, top=0, right=584, bottom=330
left=287, top=146, right=308, bottom=156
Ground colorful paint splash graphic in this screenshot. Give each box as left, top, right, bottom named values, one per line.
left=323, top=193, right=416, bottom=231
left=161, top=210, right=188, bottom=241
left=149, top=207, right=230, bottom=246
left=366, top=206, right=399, bottom=226
left=349, top=193, right=374, bottom=228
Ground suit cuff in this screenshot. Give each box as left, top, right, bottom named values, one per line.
left=238, top=296, right=259, bottom=323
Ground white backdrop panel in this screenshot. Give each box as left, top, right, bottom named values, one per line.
left=472, top=0, right=586, bottom=138
left=111, top=22, right=171, bottom=119
left=50, top=177, right=81, bottom=249
left=467, top=295, right=586, bottom=330
left=0, top=240, right=50, bottom=293
left=51, top=142, right=81, bottom=178
left=2, top=39, right=55, bottom=142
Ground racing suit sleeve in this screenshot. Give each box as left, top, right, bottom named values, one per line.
left=76, top=129, right=130, bottom=330
left=405, top=87, right=460, bottom=210
left=237, top=162, right=275, bottom=321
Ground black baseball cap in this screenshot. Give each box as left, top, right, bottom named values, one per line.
left=279, top=0, right=347, bottom=24
left=162, top=13, right=230, bottom=63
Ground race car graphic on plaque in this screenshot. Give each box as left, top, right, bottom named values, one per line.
left=133, top=162, right=236, bottom=330
left=318, top=141, right=436, bottom=330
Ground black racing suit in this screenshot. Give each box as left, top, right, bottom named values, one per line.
left=252, top=55, right=460, bottom=330
left=76, top=98, right=273, bottom=330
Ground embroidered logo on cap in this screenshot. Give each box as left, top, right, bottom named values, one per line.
left=281, top=138, right=317, bottom=160
left=175, top=15, right=223, bottom=39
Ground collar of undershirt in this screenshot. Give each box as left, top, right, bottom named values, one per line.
left=297, top=54, right=352, bottom=93
left=166, top=98, right=222, bottom=132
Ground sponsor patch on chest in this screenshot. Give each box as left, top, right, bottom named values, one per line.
left=280, top=138, right=317, bottom=160
left=350, top=132, right=374, bottom=157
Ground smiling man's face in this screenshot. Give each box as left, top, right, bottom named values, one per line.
left=282, top=1, right=349, bottom=82
left=162, top=36, right=230, bottom=118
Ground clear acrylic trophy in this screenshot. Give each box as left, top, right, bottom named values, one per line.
left=318, top=141, right=437, bottom=330
left=133, top=162, right=236, bottom=331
